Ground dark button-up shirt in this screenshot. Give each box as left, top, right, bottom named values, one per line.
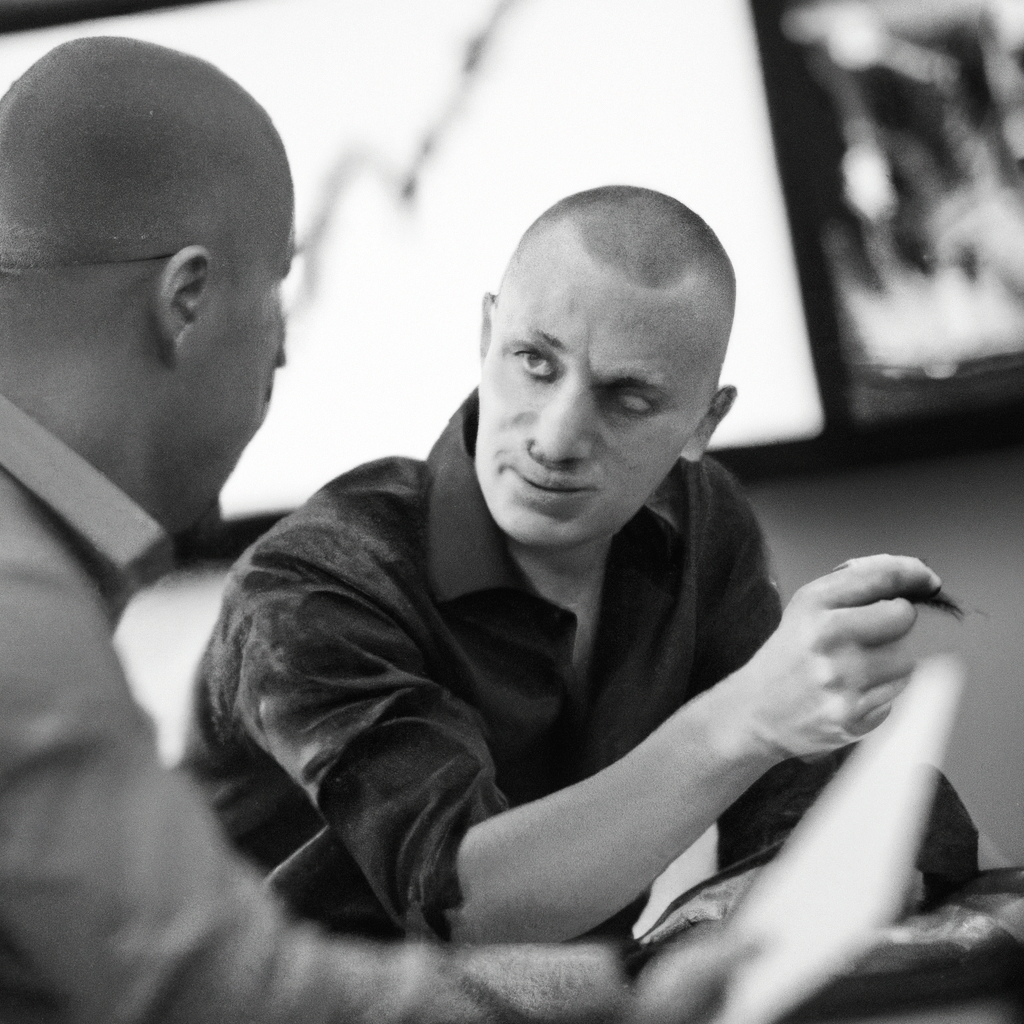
left=188, top=392, right=870, bottom=940
left=0, top=390, right=641, bottom=1024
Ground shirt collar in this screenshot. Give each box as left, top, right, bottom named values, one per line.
left=0, top=392, right=171, bottom=616
left=425, top=391, right=684, bottom=603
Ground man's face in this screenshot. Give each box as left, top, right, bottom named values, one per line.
left=475, top=223, right=734, bottom=557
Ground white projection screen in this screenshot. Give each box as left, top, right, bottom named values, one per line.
left=0, top=0, right=825, bottom=517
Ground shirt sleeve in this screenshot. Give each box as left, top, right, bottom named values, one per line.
left=205, top=551, right=508, bottom=939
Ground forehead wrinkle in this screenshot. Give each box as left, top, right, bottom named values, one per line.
left=582, top=340, right=674, bottom=393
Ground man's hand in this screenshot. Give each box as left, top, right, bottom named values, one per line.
left=452, top=561, right=941, bottom=945
left=705, top=555, right=941, bottom=761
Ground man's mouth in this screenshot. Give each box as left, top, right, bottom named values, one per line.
left=514, top=469, right=593, bottom=494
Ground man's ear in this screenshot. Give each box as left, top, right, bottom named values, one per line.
left=153, top=245, right=212, bottom=367
left=480, top=291, right=496, bottom=359
left=681, top=385, right=736, bottom=461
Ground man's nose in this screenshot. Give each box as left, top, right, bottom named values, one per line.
left=529, top=380, right=596, bottom=466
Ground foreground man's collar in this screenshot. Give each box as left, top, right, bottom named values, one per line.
left=425, top=391, right=685, bottom=603
left=0, top=391, right=171, bottom=615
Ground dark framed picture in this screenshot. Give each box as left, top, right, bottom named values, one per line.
left=739, top=0, right=1024, bottom=478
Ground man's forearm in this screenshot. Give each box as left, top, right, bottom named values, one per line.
left=452, top=555, right=946, bottom=944
left=452, top=690, right=780, bottom=943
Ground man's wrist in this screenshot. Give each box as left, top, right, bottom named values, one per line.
left=679, top=670, right=787, bottom=775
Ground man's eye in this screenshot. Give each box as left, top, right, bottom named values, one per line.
left=616, top=391, right=654, bottom=415
left=517, top=350, right=554, bottom=379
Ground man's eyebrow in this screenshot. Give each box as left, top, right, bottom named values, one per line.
left=527, top=330, right=668, bottom=393
left=595, top=370, right=666, bottom=393
left=530, top=329, right=566, bottom=351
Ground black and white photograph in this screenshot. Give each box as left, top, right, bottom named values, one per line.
left=0, top=2, right=1021, bottom=1023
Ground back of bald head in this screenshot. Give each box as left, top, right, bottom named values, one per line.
left=0, top=36, right=293, bottom=271
left=506, top=185, right=735, bottom=311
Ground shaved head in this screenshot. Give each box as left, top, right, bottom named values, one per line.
left=0, top=36, right=293, bottom=270
left=505, top=184, right=735, bottom=303
left=0, top=37, right=296, bottom=534
left=477, top=186, right=738, bottom=558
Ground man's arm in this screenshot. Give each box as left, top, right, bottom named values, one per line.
left=210, top=514, right=943, bottom=945
left=1, top=560, right=754, bottom=1024
left=452, top=555, right=941, bottom=942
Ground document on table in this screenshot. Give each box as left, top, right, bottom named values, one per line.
left=717, top=655, right=965, bottom=1024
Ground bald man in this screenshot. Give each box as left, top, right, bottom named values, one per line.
left=187, top=187, right=977, bottom=945
left=0, top=45, right=749, bottom=1024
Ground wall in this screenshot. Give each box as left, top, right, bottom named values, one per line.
left=746, top=443, right=1024, bottom=862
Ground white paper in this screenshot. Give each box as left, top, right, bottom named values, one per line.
left=718, top=655, right=965, bottom=1024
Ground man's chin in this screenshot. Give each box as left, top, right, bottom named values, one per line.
left=491, top=502, right=594, bottom=552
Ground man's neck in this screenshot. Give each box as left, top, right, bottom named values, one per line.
left=507, top=535, right=611, bottom=609
left=508, top=537, right=611, bottom=682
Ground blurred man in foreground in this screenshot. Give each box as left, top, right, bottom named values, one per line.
left=189, top=186, right=977, bottom=945
left=0, top=37, right=741, bottom=1024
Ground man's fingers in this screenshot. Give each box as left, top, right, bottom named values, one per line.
left=848, top=694, right=896, bottom=737
left=859, top=674, right=908, bottom=711
left=839, top=674, right=911, bottom=738
left=827, top=643, right=914, bottom=696
left=808, top=555, right=941, bottom=609
left=825, top=599, right=918, bottom=647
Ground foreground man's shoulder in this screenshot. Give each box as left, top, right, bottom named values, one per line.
left=0, top=472, right=103, bottom=615
left=0, top=475, right=129, bottom=713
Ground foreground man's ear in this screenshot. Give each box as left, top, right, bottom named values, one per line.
left=153, top=245, right=212, bottom=367
left=681, top=385, right=737, bottom=461
left=479, top=291, right=496, bottom=359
